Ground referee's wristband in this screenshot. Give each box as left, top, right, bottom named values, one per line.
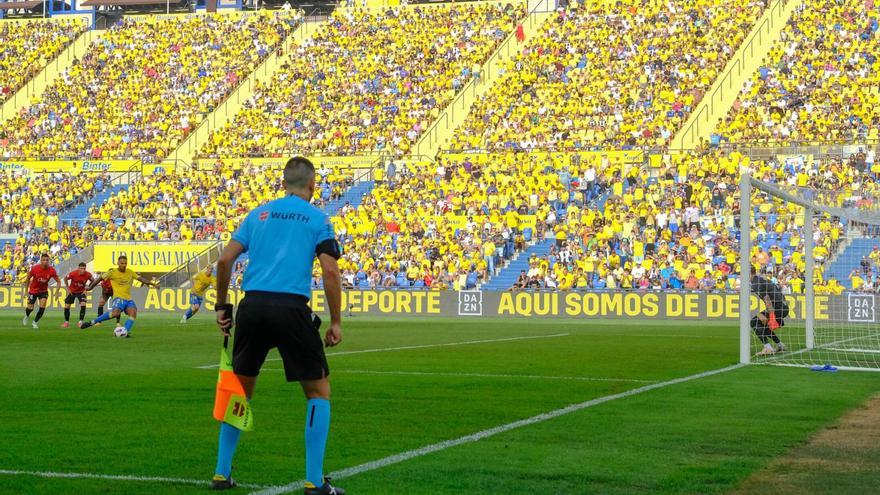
left=215, top=303, right=234, bottom=313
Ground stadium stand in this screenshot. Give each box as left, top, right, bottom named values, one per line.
left=319, top=152, right=588, bottom=290
left=0, top=171, right=119, bottom=284
left=0, top=172, right=114, bottom=233
left=74, top=160, right=357, bottom=240
left=714, top=0, right=880, bottom=144
left=828, top=239, right=880, bottom=293
left=0, top=17, right=87, bottom=105
left=0, top=11, right=300, bottom=162
left=449, top=0, right=767, bottom=151
left=506, top=149, right=879, bottom=293
left=2, top=2, right=877, bottom=298
left=199, top=3, right=525, bottom=158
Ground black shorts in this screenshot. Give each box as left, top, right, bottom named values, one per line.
left=27, top=292, right=49, bottom=305
left=65, top=293, right=87, bottom=305
left=232, top=291, right=328, bottom=382
left=102, top=290, right=113, bottom=300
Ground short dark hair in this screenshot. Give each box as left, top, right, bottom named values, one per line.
left=41, top=253, right=49, bottom=258
left=78, top=262, right=87, bottom=267
left=283, top=156, right=315, bottom=190
left=118, top=255, right=128, bottom=261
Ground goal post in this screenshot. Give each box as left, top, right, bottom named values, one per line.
left=740, top=174, right=880, bottom=371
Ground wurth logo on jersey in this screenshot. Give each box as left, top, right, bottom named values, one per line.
left=268, top=212, right=310, bottom=223
left=259, top=211, right=269, bottom=221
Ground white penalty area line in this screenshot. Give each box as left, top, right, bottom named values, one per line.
left=194, top=333, right=570, bottom=369
left=248, top=363, right=746, bottom=495
left=0, top=469, right=269, bottom=489
left=260, top=368, right=656, bottom=383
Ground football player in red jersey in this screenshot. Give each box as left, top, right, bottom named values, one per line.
left=62, top=262, right=95, bottom=328
left=23, top=253, right=61, bottom=329
left=94, top=275, right=120, bottom=325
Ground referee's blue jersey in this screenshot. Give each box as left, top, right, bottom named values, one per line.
left=233, top=194, right=336, bottom=298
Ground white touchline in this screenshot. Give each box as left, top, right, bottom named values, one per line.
left=194, top=333, right=570, bottom=369
left=0, top=469, right=269, bottom=489
left=259, top=368, right=656, bottom=383
left=248, top=363, right=746, bottom=495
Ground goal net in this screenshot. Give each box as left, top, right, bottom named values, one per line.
left=739, top=172, right=880, bottom=371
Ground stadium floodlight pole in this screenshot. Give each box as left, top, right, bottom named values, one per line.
left=803, top=205, right=815, bottom=349
left=739, top=171, right=751, bottom=365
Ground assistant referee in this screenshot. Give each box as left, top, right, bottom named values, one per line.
left=211, top=157, right=345, bottom=495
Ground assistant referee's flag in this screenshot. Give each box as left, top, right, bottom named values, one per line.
left=213, top=337, right=253, bottom=431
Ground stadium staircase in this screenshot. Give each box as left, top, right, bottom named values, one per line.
left=481, top=238, right=554, bottom=291
left=824, top=238, right=876, bottom=284
left=323, top=180, right=374, bottom=216
left=56, top=245, right=95, bottom=279
left=60, top=183, right=128, bottom=228
left=670, top=0, right=802, bottom=149
left=1, top=23, right=101, bottom=122
left=158, top=242, right=224, bottom=288
left=166, top=18, right=327, bottom=166
left=412, top=0, right=555, bottom=157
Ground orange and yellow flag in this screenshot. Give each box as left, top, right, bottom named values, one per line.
left=213, top=344, right=253, bottom=431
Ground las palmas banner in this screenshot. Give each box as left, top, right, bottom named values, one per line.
left=93, top=242, right=215, bottom=272
left=0, top=287, right=874, bottom=323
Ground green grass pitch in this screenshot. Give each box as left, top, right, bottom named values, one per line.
left=1, top=311, right=879, bottom=494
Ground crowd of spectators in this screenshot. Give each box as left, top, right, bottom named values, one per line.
left=0, top=17, right=87, bottom=105
left=0, top=172, right=115, bottom=284
left=714, top=0, right=880, bottom=144
left=450, top=0, right=766, bottom=151
left=508, top=149, right=880, bottom=294
left=200, top=4, right=524, bottom=158
left=849, top=246, right=880, bottom=293
left=0, top=160, right=354, bottom=285
left=4, top=148, right=880, bottom=293
left=0, top=11, right=301, bottom=162
left=323, top=152, right=586, bottom=290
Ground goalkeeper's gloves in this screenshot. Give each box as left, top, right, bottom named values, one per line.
left=768, top=311, right=780, bottom=330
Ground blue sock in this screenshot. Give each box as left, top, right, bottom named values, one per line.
left=93, top=312, right=112, bottom=324
left=124, top=318, right=135, bottom=332
left=214, top=422, right=242, bottom=478
left=305, top=398, right=331, bottom=486
left=185, top=309, right=193, bottom=320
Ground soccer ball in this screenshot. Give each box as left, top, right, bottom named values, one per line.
left=113, top=326, right=129, bottom=338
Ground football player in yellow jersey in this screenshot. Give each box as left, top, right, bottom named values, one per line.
left=80, top=255, right=159, bottom=336
left=181, top=265, right=216, bottom=324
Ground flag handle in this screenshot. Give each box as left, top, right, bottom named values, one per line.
left=223, top=335, right=229, bottom=349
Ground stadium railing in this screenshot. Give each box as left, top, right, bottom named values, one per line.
left=674, top=0, right=790, bottom=149
left=412, top=0, right=554, bottom=157
left=662, top=143, right=880, bottom=163
left=0, top=16, right=92, bottom=122
left=166, top=8, right=324, bottom=166
left=157, top=241, right=224, bottom=289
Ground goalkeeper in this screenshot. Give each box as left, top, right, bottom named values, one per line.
left=750, top=266, right=789, bottom=355
left=210, top=157, right=345, bottom=494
